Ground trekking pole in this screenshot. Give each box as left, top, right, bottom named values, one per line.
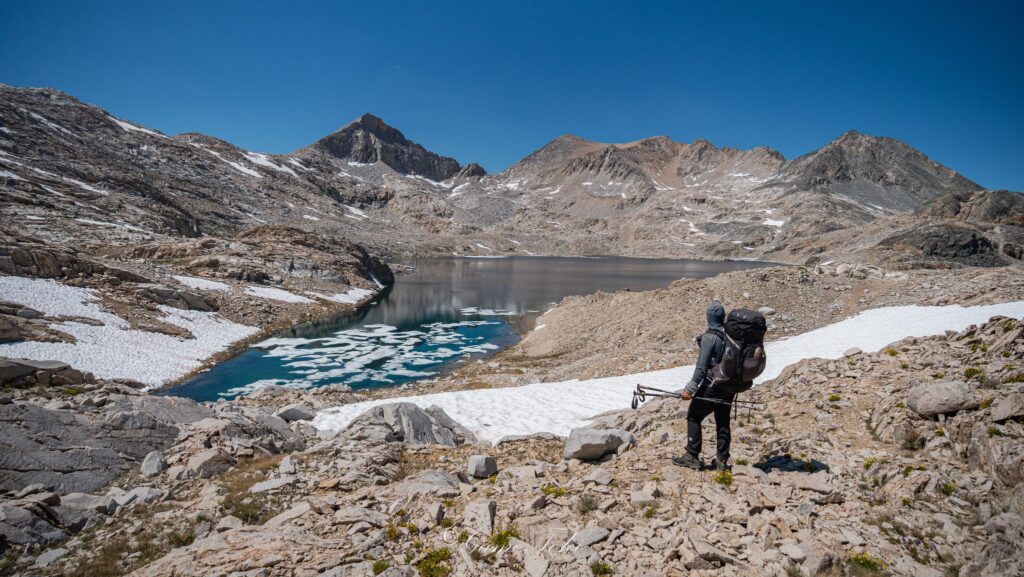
left=631, top=385, right=765, bottom=410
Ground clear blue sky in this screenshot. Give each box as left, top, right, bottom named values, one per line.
left=1, top=0, right=1021, bottom=190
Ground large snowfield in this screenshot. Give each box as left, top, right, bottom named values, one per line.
left=313, top=301, right=1024, bottom=443
left=0, top=275, right=257, bottom=386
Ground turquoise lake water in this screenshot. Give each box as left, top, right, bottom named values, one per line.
left=165, top=256, right=774, bottom=401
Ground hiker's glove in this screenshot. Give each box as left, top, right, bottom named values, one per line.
left=681, top=391, right=692, bottom=401
left=683, top=380, right=699, bottom=398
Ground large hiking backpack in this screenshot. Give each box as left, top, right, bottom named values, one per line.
left=709, top=309, right=767, bottom=394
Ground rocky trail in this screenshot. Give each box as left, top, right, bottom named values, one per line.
left=0, top=292, right=1022, bottom=576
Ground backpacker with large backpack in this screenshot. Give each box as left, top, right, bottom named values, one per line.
left=698, top=308, right=767, bottom=394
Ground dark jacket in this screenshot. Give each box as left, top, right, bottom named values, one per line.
left=685, top=302, right=726, bottom=396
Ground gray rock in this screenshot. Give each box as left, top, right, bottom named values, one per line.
left=467, top=454, right=497, bottom=478
left=907, top=381, right=977, bottom=416
left=34, top=547, right=68, bottom=566
left=140, top=450, right=167, bottom=478
left=563, top=428, right=635, bottom=461
left=0, top=504, right=66, bottom=545
left=572, top=526, right=610, bottom=547
left=991, top=392, right=1024, bottom=423
left=60, top=492, right=117, bottom=515
left=334, top=506, right=389, bottom=527
left=758, top=306, right=777, bottom=316
left=215, top=515, right=243, bottom=532
left=391, top=470, right=461, bottom=497
left=186, top=449, right=234, bottom=479
left=464, top=499, right=496, bottom=534
left=274, top=403, right=315, bottom=422
left=583, top=468, right=614, bottom=486
left=126, top=486, right=165, bottom=505
left=344, top=402, right=474, bottom=446
left=249, top=475, right=295, bottom=493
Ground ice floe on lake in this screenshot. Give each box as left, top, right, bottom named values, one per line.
left=219, top=320, right=504, bottom=397
left=313, top=301, right=1024, bottom=443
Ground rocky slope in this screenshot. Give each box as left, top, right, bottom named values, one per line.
left=1, top=312, right=1021, bottom=577
left=2, top=84, right=1018, bottom=267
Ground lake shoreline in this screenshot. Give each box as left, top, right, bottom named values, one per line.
left=166, top=256, right=777, bottom=401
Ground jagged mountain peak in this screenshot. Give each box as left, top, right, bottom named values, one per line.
left=306, top=113, right=464, bottom=181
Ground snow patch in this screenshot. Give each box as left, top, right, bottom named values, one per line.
left=173, top=275, right=230, bottom=291
left=29, top=112, right=73, bottom=136
left=244, top=152, right=298, bottom=177
left=763, top=219, right=785, bottom=227
left=0, top=275, right=256, bottom=386
left=111, top=117, right=166, bottom=138
left=244, top=286, right=313, bottom=303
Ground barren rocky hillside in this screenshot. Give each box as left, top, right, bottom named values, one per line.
left=2, top=308, right=1021, bottom=577
left=3, top=84, right=1019, bottom=266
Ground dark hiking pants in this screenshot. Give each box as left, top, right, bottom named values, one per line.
left=685, top=385, right=735, bottom=463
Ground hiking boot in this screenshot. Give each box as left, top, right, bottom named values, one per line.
left=710, top=458, right=730, bottom=471
left=672, top=454, right=704, bottom=470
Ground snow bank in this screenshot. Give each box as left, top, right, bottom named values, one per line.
left=313, top=301, right=1024, bottom=443
left=318, top=287, right=375, bottom=305
left=244, top=286, right=313, bottom=303
left=0, top=275, right=257, bottom=386
left=173, top=275, right=230, bottom=291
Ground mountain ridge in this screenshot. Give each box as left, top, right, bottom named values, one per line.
left=1, top=83, right=1018, bottom=268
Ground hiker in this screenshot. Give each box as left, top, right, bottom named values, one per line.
left=673, top=301, right=735, bottom=471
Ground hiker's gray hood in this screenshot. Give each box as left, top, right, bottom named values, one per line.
left=706, top=301, right=725, bottom=331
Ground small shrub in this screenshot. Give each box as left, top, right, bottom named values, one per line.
left=828, top=394, right=842, bottom=402
left=713, top=470, right=733, bottom=486
left=439, top=518, right=454, bottom=528
left=988, top=426, right=1002, bottom=437
left=735, top=458, right=748, bottom=466
left=979, top=398, right=994, bottom=409
left=901, top=497, right=913, bottom=506
left=902, top=428, right=924, bottom=451
left=373, top=560, right=391, bottom=575
left=940, top=481, right=957, bottom=496
left=935, top=428, right=945, bottom=437
left=385, top=525, right=400, bottom=541
left=884, top=348, right=899, bottom=356
left=416, top=547, right=452, bottom=577
left=403, top=522, right=420, bottom=534
left=541, top=484, right=566, bottom=497
left=964, top=367, right=983, bottom=379
left=61, top=386, right=86, bottom=396
left=590, top=560, right=614, bottom=575
left=457, top=531, right=470, bottom=543
left=490, top=526, right=520, bottom=549
left=1002, top=373, right=1024, bottom=384
left=895, top=401, right=905, bottom=409
left=643, top=502, right=658, bottom=519
left=849, top=552, right=887, bottom=572
left=863, top=457, right=878, bottom=470
left=902, top=466, right=914, bottom=477
left=576, top=494, right=599, bottom=515
left=167, top=529, right=195, bottom=548
left=932, top=372, right=945, bottom=380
